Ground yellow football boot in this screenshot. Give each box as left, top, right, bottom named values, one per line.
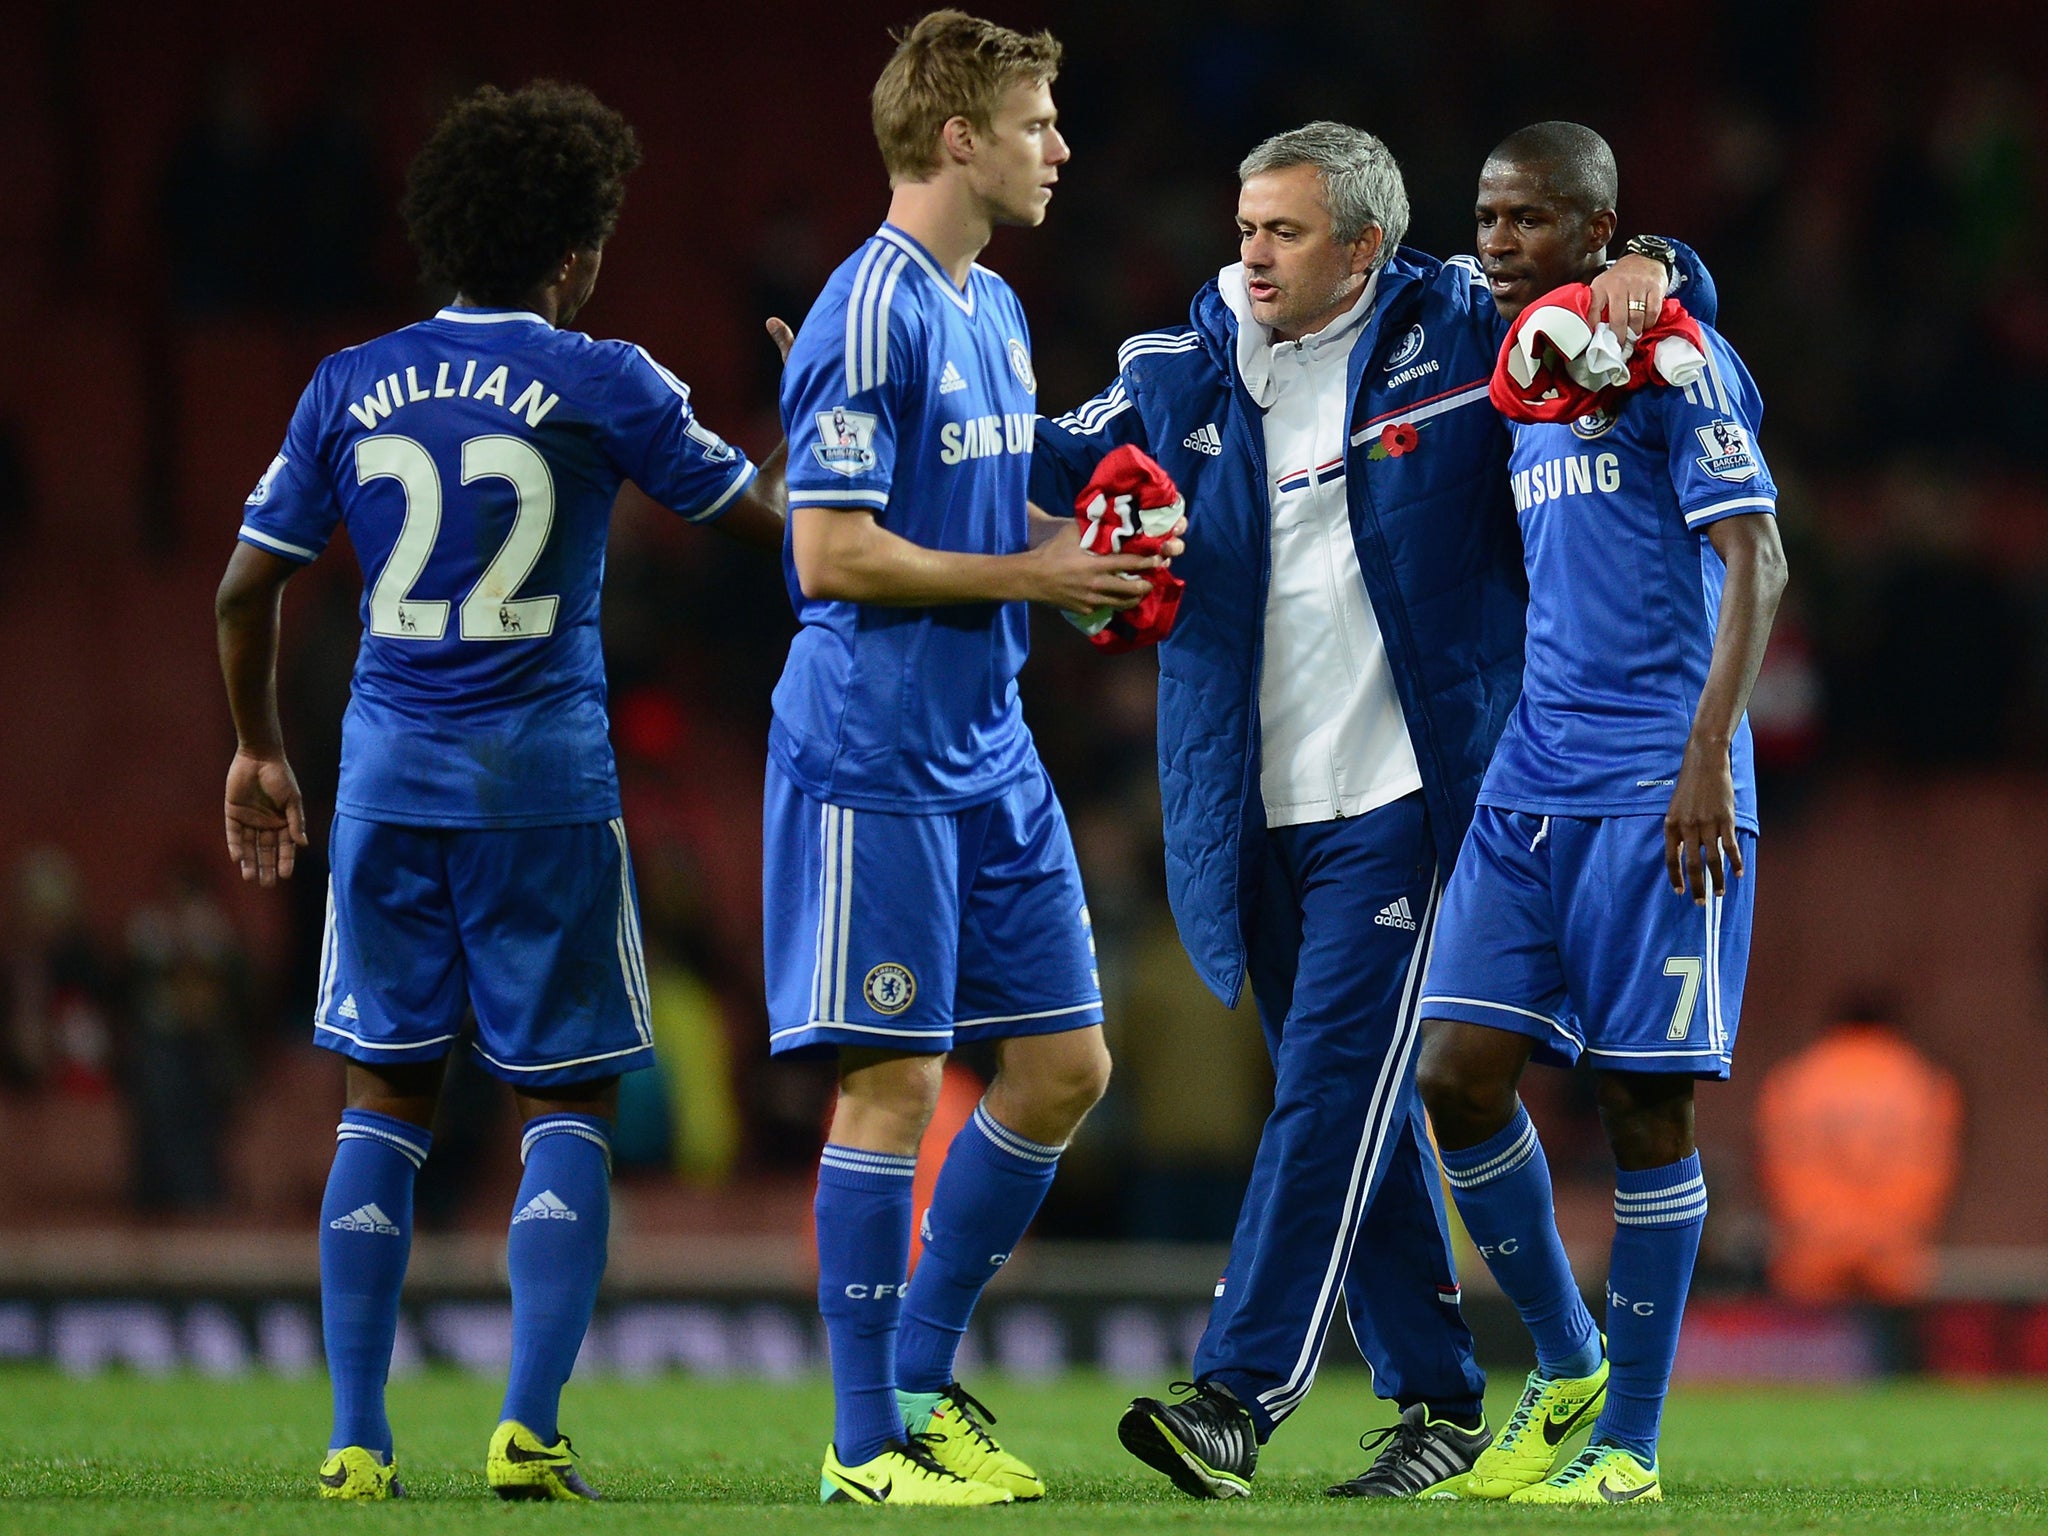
left=900, top=1383, right=1043, bottom=1499
left=486, top=1419, right=601, bottom=1501
left=316, top=1446, right=404, bottom=1499
left=1465, top=1353, right=1609, bottom=1498
left=1508, top=1442, right=1661, bottom=1504
left=819, top=1439, right=1013, bottom=1505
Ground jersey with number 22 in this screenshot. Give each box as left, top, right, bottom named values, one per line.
left=238, top=306, right=756, bottom=828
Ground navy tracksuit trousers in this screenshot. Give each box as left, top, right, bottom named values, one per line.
left=1193, top=793, right=1487, bottom=1437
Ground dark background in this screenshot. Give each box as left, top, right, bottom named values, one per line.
left=0, top=0, right=2044, bottom=1302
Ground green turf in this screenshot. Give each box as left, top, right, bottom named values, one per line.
left=0, top=1367, right=2043, bottom=1532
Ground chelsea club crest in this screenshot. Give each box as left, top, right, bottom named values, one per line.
left=1007, top=337, right=1036, bottom=393
left=1384, top=323, right=1425, bottom=371
left=863, top=963, right=917, bottom=1016
left=1570, top=404, right=1621, bottom=440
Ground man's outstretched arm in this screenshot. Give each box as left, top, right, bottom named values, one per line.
left=215, top=542, right=308, bottom=886
left=712, top=437, right=790, bottom=551
left=792, top=504, right=1165, bottom=613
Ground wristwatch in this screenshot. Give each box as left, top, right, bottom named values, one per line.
left=1623, top=234, right=1677, bottom=281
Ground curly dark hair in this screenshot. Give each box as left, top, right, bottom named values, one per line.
left=400, top=81, right=642, bottom=306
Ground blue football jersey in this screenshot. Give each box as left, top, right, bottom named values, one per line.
left=771, top=224, right=1040, bottom=812
left=238, top=307, right=757, bottom=828
left=1479, top=328, right=1778, bottom=830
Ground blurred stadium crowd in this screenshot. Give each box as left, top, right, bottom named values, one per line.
left=1, top=0, right=2044, bottom=1298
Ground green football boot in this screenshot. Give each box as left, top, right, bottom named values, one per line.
left=819, top=1439, right=1014, bottom=1505
left=316, top=1446, right=404, bottom=1499
left=486, top=1419, right=601, bottom=1501
left=1464, top=1352, right=1609, bottom=1498
left=900, top=1382, right=1044, bottom=1499
left=1509, top=1442, right=1661, bottom=1504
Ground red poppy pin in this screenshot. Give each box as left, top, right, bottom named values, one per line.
left=1368, top=421, right=1421, bottom=460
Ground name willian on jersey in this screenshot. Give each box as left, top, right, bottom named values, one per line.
left=345, top=360, right=560, bottom=431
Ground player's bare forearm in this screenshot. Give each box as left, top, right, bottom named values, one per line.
left=216, top=542, right=297, bottom=755
left=1665, top=513, right=1788, bottom=900
left=215, top=542, right=309, bottom=884
left=791, top=504, right=1160, bottom=613
left=715, top=441, right=790, bottom=551
left=1691, top=514, right=1788, bottom=755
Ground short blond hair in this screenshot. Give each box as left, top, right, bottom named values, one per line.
left=871, top=10, right=1062, bottom=183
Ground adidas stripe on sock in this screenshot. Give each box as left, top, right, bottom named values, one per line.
left=897, top=1103, right=1063, bottom=1393
left=321, top=1109, right=431, bottom=1457
left=503, top=1114, right=613, bottom=1444
left=1438, top=1106, right=1601, bottom=1379
left=816, top=1144, right=917, bottom=1465
left=1594, top=1153, right=1706, bottom=1462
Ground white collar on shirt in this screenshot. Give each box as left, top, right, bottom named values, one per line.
left=1218, top=263, right=1380, bottom=408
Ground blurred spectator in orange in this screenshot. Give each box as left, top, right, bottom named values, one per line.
left=2, top=846, right=113, bottom=1094
left=1754, top=996, right=1962, bottom=1302
left=121, top=855, right=251, bottom=1211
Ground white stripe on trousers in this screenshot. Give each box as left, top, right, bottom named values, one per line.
left=1257, top=874, right=1441, bottom=1421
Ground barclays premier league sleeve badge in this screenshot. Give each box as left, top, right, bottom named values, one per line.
left=813, top=407, right=879, bottom=477
left=247, top=453, right=287, bottom=506
left=1695, top=420, right=1760, bottom=482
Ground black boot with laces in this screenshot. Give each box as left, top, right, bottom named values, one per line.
left=1118, top=1380, right=1258, bottom=1499
left=1325, top=1402, right=1491, bottom=1498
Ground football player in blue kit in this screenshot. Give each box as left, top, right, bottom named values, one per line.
left=1415, top=122, right=1788, bottom=1505
left=766, top=11, right=1180, bottom=1508
left=215, top=82, right=785, bottom=1501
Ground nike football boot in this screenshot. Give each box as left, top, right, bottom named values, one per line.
left=899, top=1382, right=1043, bottom=1499
left=1464, top=1353, right=1610, bottom=1498
left=819, top=1438, right=1013, bottom=1505
left=316, top=1446, right=404, bottom=1500
left=486, top=1419, right=601, bottom=1501
left=1509, top=1442, right=1661, bottom=1504
left=1325, top=1403, right=1491, bottom=1498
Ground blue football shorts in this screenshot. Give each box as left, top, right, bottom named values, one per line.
left=1420, top=807, right=1756, bottom=1079
left=762, top=756, right=1103, bottom=1058
left=313, top=813, right=654, bottom=1088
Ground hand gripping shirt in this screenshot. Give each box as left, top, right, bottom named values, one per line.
left=772, top=225, right=1040, bottom=812
left=237, top=307, right=757, bottom=827
left=1480, top=325, right=1777, bottom=830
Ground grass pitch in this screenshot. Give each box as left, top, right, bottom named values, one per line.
left=1, top=1368, right=2044, bottom=1533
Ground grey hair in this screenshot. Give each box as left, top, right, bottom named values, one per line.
left=1238, top=121, right=1409, bottom=269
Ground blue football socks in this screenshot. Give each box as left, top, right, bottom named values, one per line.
left=320, top=1109, right=432, bottom=1458
left=501, top=1114, right=613, bottom=1444
left=1439, top=1105, right=1603, bottom=1379
left=815, top=1145, right=918, bottom=1464
left=897, top=1102, right=1063, bottom=1393
left=1594, top=1153, right=1706, bottom=1462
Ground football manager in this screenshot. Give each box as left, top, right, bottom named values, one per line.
left=1030, top=120, right=1715, bottom=1500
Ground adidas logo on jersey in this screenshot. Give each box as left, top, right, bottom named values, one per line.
left=330, top=1202, right=400, bottom=1236
left=938, top=360, right=968, bottom=395
left=1374, top=896, right=1418, bottom=931
left=1183, top=423, right=1223, bottom=456
left=512, top=1190, right=578, bottom=1224
left=337, top=994, right=359, bottom=1021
